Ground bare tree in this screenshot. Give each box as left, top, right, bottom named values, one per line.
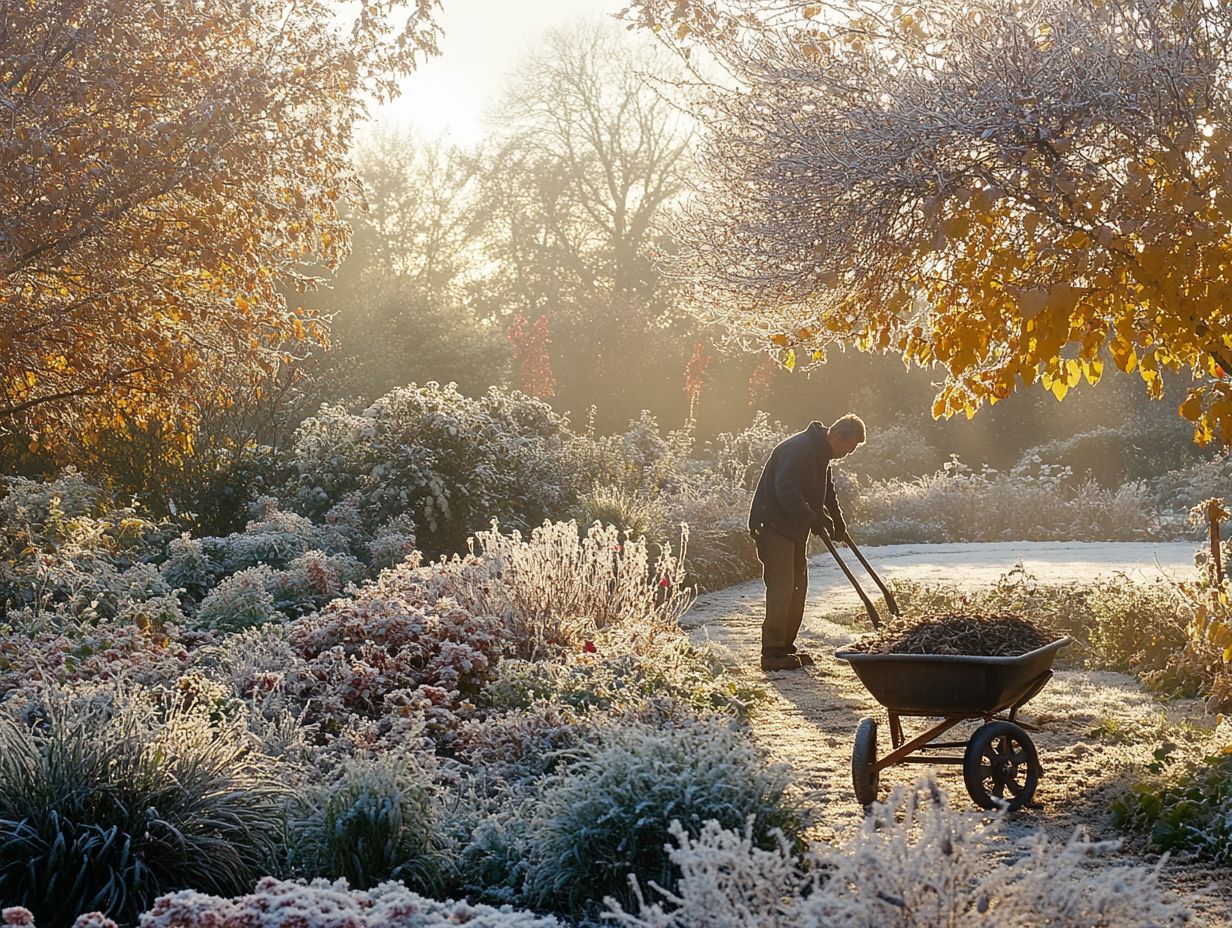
left=311, top=132, right=502, bottom=402
left=472, top=18, right=700, bottom=428
left=485, top=18, right=694, bottom=303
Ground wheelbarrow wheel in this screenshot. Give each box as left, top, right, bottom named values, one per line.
left=852, top=717, right=880, bottom=808
left=963, top=721, right=1040, bottom=812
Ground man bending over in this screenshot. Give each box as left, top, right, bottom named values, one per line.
left=748, top=414, right=866, bottom=671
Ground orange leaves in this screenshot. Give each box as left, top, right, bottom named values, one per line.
left=1083, top=356, right=1104, bottom=386
left=1109, top=335, right=1138, bottom=374
left=1180, top=390, right=1204, bottom=421
left=0, top=0, right=428, bottom=451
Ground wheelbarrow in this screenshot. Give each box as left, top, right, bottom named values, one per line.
left=819, top=530, right=1070, bottom=812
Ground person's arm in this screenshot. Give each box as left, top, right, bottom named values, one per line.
left=824, top=465, right=847, bottom=540
left=774, top=443, right=823, bottom=537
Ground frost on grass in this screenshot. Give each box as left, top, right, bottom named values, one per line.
left=607, top=776, right=1188, bottom=928
left=523, top=715, right=809, bottom=913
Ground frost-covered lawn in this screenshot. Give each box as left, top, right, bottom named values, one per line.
left=685, top=541, right=1230, bottom=928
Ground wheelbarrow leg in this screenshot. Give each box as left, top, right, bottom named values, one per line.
left=874, top=716, right=966, bottom=773
left=889, top=712, right=904, bottom=749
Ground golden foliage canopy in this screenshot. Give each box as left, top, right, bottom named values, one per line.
left=625, top=0, right=1232, bottom=443
left=0, top=0, right=439, bottom=450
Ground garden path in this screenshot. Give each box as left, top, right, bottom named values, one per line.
left=684, top=541, right=1230, bottom=926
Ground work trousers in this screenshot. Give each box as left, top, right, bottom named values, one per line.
left=757, top=527, right=808, bottom=657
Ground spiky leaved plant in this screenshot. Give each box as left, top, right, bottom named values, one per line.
left=0, top=683, right=287, bottom=928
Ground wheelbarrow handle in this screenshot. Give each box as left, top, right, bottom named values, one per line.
left=817, top=530, right=884, bottom=631
left=844, top=535, right=901, bottom=619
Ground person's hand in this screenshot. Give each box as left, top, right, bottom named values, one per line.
left=832, top=516, right=848, bottom=544
left=812, top=515, right=835, bottom=539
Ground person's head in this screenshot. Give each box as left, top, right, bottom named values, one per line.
left=827, top=413, right=866, bottom=458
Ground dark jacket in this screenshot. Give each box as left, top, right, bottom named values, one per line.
left=748, top=421, right=845, bottom=545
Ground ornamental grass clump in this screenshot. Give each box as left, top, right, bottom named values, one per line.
left=522, top=716, right=808, bottom=914
left=0, top=683, right=286, bottom=928
left=850, top=612, right=1057, bottom=656
left=290, top=747, right=449, bottom=891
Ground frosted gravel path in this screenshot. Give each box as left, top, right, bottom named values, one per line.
left=684, top=541, right=1228, bottom=927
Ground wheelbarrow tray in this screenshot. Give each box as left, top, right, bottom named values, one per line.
left=834, top=637, right=1070, bottom=716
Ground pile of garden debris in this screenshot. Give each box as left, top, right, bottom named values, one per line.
left=850, top=612, right=1057, bottom=657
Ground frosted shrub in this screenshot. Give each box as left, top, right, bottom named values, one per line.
left=283, top=383, right=581, bottom=557
left=483, top=636, right=760, bottom=719
left=713, top=411, right=789, bottom=492
left=0, top=608, right=190, bottom=696
left=284, top=565, right=505, bottom=745
left=291, top=747, right=448, bottom=891
left=1088, top=579, right=1197, bottom=684
left=162, top=501, right=377, bottom=616
left=135, top=876, right=562, bottom=928
left=428, top=520, right=693, bottom=661
left=847, top=422, right=947, bottom=483
left=270, top=550, right=367, bottom=617
left=220, top=497, right=332, bottom=572
left=0, top=469, right=98, bottom=524
left=0, top=683, right=286, bottom=928
left=0, top=475, right=177, bottom=618
left=158, top=534, right=218, bottom=601
left=1021, top=419, right=1207, bottom=488
left=194, top=565, right=279, bottom=631
left=608, top=777, right=1187, bottom=928
left=186, top=626, right=320, bottom=762
left=660, top=478, right=759, bottom=591
left=856, top=456, right=1160, bottom=543
left=451, top=702, right=587, bottom=788
left=1151, top=453, right=1232, bottom=519
left=367, top=514, right=419, bottom=570
left=522, top=716, right=808, bottom=913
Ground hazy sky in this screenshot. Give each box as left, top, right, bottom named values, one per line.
left=376, top=0, right=629, bottom=144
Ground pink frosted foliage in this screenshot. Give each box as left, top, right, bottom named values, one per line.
left=71, top=916, right=118, bottom=928
left=277, top=562, right=505, bottom=743
left=2, top=909, right=34, bottom=927
left=136, top=877, right=561, bottom=928
left=0, top=613, right=190, bottom=696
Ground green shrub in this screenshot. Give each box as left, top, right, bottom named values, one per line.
left=1113, top=742, right=1232, bottom=864
left=283, top=383, right=582, bottom=558
left=194, top=565, right=279, bottom=631
left=1087, top=578, right=1203, bottom=694
left=0, top=684, right=286, bottom=928
left=522, top=716, right=808, bottom=914
left=577, top=484, right=670, bottom=543
left=291, top=748, right=448, bottom=891
left=482, top=637, right=761, bottom=719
